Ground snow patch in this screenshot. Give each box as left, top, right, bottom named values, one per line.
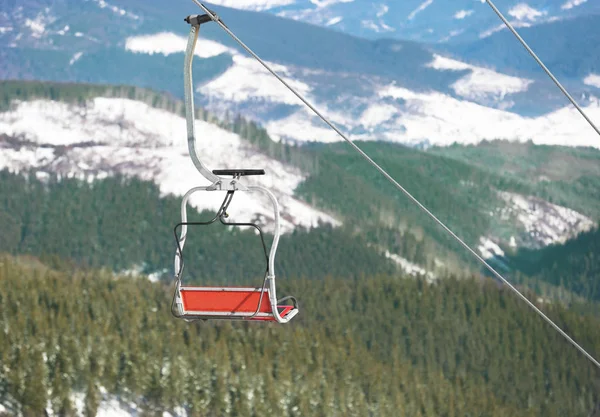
left=362, top=20, right=394, bottom=33
left=69, top=52, right=83, bottom=66
left=93, top=0, right=139, bottom=19
left=454, top=9, right=474, bottom=19
left=498, top=192, right=595, bottom=247
left=125, top=33, right=311, bottom=107
left=205, top=0, right=296, bottom=11
left=266, top=109, right=347, bottom=143
left=508, top=4, right=547, bottom=21
left=202, top=54, right=311, bottom=105
left=125, top=32, right=233, bottom=58
left=311, top=0, right=355, bottom=7
left=266, top=78, right=600, bottom=149
left=24, top=13, right=53, bottom=38
left=147, top=269, right=168, bottom=283
left=408, top=0, right=434, bottom=20
left=57, top=25, right=69, bottom=35
left=440, top=29, right=465, bottom=42
left=561, top=0, right=588, bottom=9
left=479, top=23, right=506, bottom=38
left=427, top=55, right=471, bottom=71
left=0, top=99, right=338, bottom=232
left=377, top=5, right=389, bottom=18
left=326, top=16, right=343, bottom=26
left=64, top=389, right=144, bottom=417
left=361, top=4, right=394, bottom=33
left=385, top=251, right=436, bottom=282
left=427, top=55, right=533, bottom=103
left=360, top=104, right=397, bottom=127
left=478, top=237, right=505, bottom=259
left=276, top=0, right=354, bottom=26
left=373, top=83, right=600, bottom=149
left=479, top=18, right=536, bottom=39
left=584, top=74, right=600, bottom=88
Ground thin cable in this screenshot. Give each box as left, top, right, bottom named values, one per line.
left=191, top=1, right=600, bottom=370
left=484, top=0, right=600, bottom=138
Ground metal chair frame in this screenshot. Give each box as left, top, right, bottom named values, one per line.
left=171, top=13, right=298, bottom=323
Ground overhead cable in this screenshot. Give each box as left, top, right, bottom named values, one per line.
left=190, top=0, right=600, bottom=370
left=484, top=0, right=600, bottom=137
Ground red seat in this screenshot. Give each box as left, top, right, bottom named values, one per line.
left=179, top=286, right=294, bottom=321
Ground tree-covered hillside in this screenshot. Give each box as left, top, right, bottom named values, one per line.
left=2, top=81, right=600, bottom=293
left=0, top=255, right=599, bottom=416
left=4, top=80, right=598, bottom=273
left=431, top=140, right=600, bottom=219
left=507, top=227, right=600, bottom=302
left=0, top=170, right=403, bottom=282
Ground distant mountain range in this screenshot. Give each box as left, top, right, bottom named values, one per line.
left=2, top=0, right=600, bottom=150
left=2, top=81, right=599, bottom=276
left=205, top=0, right=600, bottom=43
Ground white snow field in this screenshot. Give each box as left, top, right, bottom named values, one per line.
left=0, top=98, right=338, bottom=232
left=497, top=191, right=595, bottom=247
left=426, top=54, right=533, bottom=102
left=584, top=73, right=600, bottom=88
left=124, top=33, right=600, bottom=149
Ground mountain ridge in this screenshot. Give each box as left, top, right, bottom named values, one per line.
left=0, top=0, right=596, bottom=136
left=1, top=81, right=598, bottom=275
left=203, top=0, right=600, bottom=43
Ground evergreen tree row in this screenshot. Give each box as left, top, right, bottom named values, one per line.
left=0, top=170, right=402, bottom=282
left=0, top=256, right=598, bottom=416
left=508, top=227, right=600, bottom=302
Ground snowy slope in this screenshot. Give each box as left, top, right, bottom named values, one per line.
left=0, top=98, right=338, bottom=232
left=496, top=191, right=595, bottom=248
left=476, top=191, right=596, bottom=259
left=70, top=388, right=189, bottom=417
left=3, top=0, right=597, bottom=46
left=375, top=84, right=600, bottom=148
left=426, top=55, right=533, bottom=104
left=124, top=33, right=600, bottom=149
left=207, top=0, right=600, bottom=42
left=265, top=68, right=599, bottom=148
left=385, top=251, right=436, bottom=282
left=4, top=0, right=600, bottom=147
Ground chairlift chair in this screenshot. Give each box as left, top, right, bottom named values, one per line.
left=171, top=12, right=299, bottom=323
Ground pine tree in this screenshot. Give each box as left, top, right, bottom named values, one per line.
left=21, top=348, right=47, bottom=417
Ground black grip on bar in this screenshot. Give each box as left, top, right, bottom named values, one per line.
left=184, top=12, right=215, bottom=26
left=213, top=169, right=266, bottom=177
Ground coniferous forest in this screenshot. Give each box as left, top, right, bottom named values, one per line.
left=1, top=256, right=599, bottom=417
left=0, top=172, right=599, bottom=416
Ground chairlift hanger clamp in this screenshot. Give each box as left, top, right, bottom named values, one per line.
left=185, top=6, right=227, bottom=28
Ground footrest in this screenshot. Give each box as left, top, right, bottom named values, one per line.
left=213, top=169, right=265, bottom=177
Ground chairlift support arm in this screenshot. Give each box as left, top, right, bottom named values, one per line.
left=171, top=12, right=298, bottom=324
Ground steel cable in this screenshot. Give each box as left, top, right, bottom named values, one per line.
left=191, top=0, right=600, bottom=370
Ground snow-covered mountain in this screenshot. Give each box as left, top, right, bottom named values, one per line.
left=0, top=97, right=338, bottom=231
left=206, top=0, right=600, bottom=43
left=0, top=87, right=596, bottom=266
left=124, top=33, right=600, bottom=149
left=2, top=0, right=599, bottom=150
